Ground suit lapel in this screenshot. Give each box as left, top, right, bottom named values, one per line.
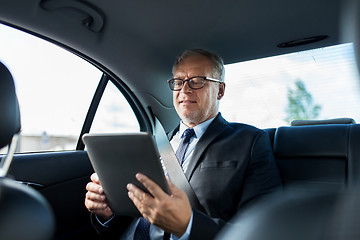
left=167, top=125, right=179, bottom=141
left=185, top=113, right=229, bottom=180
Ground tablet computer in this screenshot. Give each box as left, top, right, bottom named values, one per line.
left=82, top=132, right=169, bottom=217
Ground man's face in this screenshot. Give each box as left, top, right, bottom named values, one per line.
left=172, top=55, right=225, bottom=127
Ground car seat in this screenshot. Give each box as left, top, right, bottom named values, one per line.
left=0, top=61, right=55, bottom=240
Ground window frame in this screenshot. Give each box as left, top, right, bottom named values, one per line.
left=76, top=72, right=152, bottom=150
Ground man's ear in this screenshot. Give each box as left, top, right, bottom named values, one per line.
left=217, top=82, right=225, bottom=100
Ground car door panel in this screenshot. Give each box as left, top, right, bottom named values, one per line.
left=8, top=151, right=99, bottom=240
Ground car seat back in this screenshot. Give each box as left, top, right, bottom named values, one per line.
left=273, top=123, right=360, bottom=194
left=0, top=61, right=55, bottom=240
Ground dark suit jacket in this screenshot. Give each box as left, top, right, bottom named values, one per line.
left=91, top=113, right=282, bottom=240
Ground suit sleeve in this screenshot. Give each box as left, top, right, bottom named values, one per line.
left=189, top=210, right=226, bottom=240
left=189, top=131, right=282, bottom=240
left=90, top=213, right=134, bottom=239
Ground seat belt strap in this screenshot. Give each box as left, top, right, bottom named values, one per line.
left=153, top=117, right=204, bottom=212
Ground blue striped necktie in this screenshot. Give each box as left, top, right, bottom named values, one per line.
left=175, top=128, right=195, bottom=165
left=134, top=217, right=151, bottom=240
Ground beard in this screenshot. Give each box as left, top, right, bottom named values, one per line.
left=176, top=104, right=218, bottom=127
left=179, top=110, right=203, bottom=126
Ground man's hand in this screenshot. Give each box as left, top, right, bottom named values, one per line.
left=127, top=173, right=192, bottom=237
left=85, top=173, right=114, bottom=221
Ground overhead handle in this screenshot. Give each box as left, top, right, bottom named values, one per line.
left=41, top=0, right=104, bottom=32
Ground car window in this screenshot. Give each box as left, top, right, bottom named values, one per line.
left=220, top=43, right=360, bottom=128
left=0, top=23, right=139, bottom=153
left=90, top=80, right=139, bottom=133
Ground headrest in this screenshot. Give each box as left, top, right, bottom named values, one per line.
left=274, top=124, right=351, bottom=157
left=291, top=118, right=355, bottom=126
left=0, top=62, right=21, bottom=149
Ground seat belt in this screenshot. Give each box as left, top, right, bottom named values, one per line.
left=153, top=117, right=204, bottom=212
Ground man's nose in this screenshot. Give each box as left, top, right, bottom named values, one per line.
left=181, top=80, right=192, bottom=92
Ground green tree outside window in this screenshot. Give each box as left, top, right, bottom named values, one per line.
left=285, top=80, right=322, bottom=124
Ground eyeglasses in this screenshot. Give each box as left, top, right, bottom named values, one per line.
left=167, top=76, right=223, bottom=91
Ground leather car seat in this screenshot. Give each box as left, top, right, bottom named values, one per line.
left=0, top=61, right=55, bottom=240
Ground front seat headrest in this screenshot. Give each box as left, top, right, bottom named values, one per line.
left=0, top=61, right=55, bottom=240
left=0, top=62, right=21, bottom=149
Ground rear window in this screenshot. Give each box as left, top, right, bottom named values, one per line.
left=220, top=43, right=360, bottom=128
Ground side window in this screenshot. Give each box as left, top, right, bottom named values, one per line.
left=90, top=80, right=139, bottom=133
left=0, top=23, right=139, bottom=153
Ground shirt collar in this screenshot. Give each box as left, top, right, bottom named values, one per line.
left=178, top=116, right=216, bottom=140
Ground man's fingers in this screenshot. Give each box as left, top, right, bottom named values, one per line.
left=86, top=181, right=104, bottom=194
left=85, top=198, right=107, bottom=210
left=86, top=190, right=106, bottom=202
left=90, top=172, right=100, bottom=184
left=127, top=183, right=153, bottom=217
left=85, top=197, right=114, bottom=220
left=85, top=173, right=114, bottom=221
left=127, top=183, right=151, bottom=207
left=135, top=173, right=168, bottom=200
left=127, top=173, right=173, bottom=219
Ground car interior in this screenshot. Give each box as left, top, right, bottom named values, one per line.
left=0, top=0, right=360, bottom=239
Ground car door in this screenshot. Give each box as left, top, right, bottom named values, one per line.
left=0, top=23, right=150, bottom=240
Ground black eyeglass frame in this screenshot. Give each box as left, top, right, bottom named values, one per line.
left=167, top=76, right=223, bottom=91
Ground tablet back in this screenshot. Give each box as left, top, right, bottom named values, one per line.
left=82, top=132, right=169, bottom=217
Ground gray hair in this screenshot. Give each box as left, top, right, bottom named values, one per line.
left=172, top=49, right=225, bottom=81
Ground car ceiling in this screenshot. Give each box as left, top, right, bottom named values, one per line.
left=0, top=0, right=357, bottom=131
